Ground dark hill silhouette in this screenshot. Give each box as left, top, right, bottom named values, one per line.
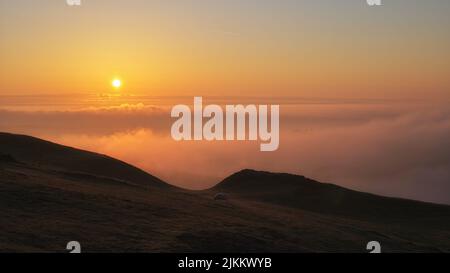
left=214, top=169, right=450, bottom=224
left=1, top=132, right=449, bottom=252
left=0, top=132, right=168, bottom=188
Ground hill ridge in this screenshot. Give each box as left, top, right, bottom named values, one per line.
left=213, top=168, right=450, bottom=222
left=0, top=132, right=170, bottom=188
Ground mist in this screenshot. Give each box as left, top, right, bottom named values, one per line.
left=1, top=100, right=449, bottom=204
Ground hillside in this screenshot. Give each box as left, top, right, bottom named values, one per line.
left=214, top=169, right=450, bottom=224
left=0, top=132, right=168, bottom=188
left=1, top=132, right=449, bottom=252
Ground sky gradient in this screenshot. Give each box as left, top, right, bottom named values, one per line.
left=1, top=0, right=450, bottom=99
left=1, top=0, right=450, bottom=204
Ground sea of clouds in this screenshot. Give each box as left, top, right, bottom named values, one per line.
left=1, top=98, right=449, bottom=204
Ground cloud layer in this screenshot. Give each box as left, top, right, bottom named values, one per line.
left=1, top=101, right=449, bottom=204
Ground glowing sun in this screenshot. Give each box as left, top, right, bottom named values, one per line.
left=112, top=79, right=122, bottom=89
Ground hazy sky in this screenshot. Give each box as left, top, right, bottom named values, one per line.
left=1, top=0, right=450, bottom=98
left=1, top=1, right=450, bottom=204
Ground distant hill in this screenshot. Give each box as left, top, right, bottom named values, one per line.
left=213, top=169, right=450, bottom=224
left=0, top=132, right=168, bottom=188
left=1, top=132, right=449, bottom=252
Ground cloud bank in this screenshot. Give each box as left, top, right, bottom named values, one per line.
left=1, top=101, right=449, bottom=204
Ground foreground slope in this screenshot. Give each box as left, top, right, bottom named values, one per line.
left=1, top=133, right=450, bottom=252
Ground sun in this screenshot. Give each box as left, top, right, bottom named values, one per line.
left=112, top=78, right=122, bottom=89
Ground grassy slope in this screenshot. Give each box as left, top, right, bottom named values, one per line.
left=0, top=132, right=168, bottom=188
left=1, top=133, right=450, bottom=252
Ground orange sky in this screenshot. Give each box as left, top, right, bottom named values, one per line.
left=1, top=0, right=449, bottom=99
left=1, top=1, right=450, bottom=204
